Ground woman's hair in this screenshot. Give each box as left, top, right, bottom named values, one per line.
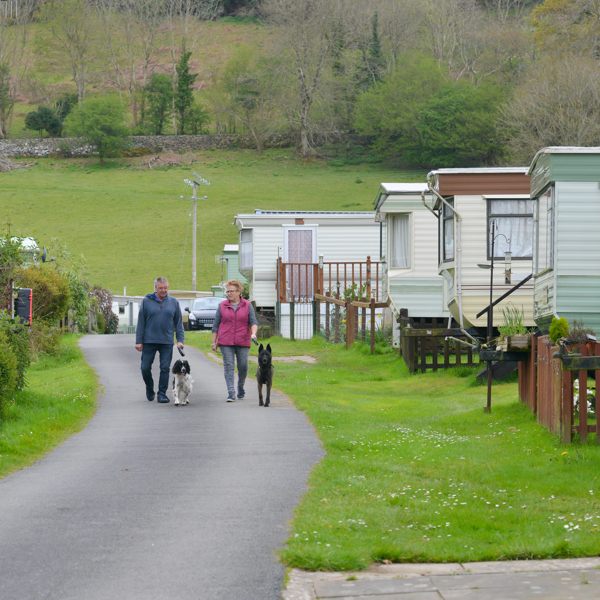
left=225, top=279, right=243, bottom=292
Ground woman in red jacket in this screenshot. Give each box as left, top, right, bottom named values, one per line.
left=211, top=280, right=258, bottom=402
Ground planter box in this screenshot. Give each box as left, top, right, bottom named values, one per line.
left=497, top=334, right=531, bottom=352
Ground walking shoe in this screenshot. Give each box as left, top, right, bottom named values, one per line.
left=237, top=389, right=245, bottom=399
left=146, top=388, right=155, bottom=401
left=157, top=393, right=170, bottom=403
left=226, top=393, right=236, bottom=402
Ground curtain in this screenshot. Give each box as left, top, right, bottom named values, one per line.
left=390, top=214, right=410, bottom=268
left=489, top=200, right=533, bottom=258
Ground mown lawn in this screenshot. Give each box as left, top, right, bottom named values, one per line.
left=187, top=332, right=600, bottom=570
left=1, top=150, right=424, bottom=296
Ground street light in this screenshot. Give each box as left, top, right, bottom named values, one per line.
left=181, top=173, right=210, bottom=291
left=477, top=219, right=511, bottom=413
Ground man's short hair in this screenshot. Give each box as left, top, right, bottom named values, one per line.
left=154, top=277, right=169, bottom=287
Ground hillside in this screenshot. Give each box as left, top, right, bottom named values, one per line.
left=1, top=150, right=424, bottom=295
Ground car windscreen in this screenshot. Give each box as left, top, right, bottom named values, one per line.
left=192, top=297, right=225, bottom=310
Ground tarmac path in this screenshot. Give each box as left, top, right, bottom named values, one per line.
left=0, top=334, right=324, bottom=600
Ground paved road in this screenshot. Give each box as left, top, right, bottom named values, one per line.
left=0, top=334, right=323, bottom=600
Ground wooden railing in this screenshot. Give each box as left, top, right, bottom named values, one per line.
left=314, top=293, right=389, bottom=353
left=398, top=314, right=480, bottom=373
left=277, top=256, right=381, bottom=303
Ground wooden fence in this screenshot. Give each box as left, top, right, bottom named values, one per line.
left=314, top=293, right=389, bottom=353
left=277, top=256, right=381, bottom=303
left=398, top=314, right=480, bottom=373
left=519, top=335, right=600, bottom=444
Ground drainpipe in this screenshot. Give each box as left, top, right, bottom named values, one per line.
left=424, top=174, right=468, bottom=337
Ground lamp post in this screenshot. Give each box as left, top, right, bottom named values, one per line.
left=181, top=173, right=210, bottom=291
left=477, top=220, right=511, bottom=413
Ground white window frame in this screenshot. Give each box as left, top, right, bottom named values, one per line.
left=282, top=225, right=318, bottom=263
left=239, top=229, right=253, bottom=270
left=484, top=195, right=533, bottom=260
left=389, top=213, right=411, bottom=269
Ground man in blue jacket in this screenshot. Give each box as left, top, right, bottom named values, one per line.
left=135, top=277, right=185, bottom=403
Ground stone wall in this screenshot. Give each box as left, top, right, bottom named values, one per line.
left=0, top=133, right=371, bottom=158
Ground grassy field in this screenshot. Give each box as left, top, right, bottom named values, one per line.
left=0, top=335, right=97, bottom=478
left=1, top=150, right=425, bottom=296
left=187, top=332, right=600, bottom=569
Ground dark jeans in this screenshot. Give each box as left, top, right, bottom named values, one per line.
left=141, top=343, right=173, bottom=396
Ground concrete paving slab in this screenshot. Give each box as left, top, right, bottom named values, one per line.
left=284, top=559, right=600, bottom=600
left=315, top=577, right=437, bottom=597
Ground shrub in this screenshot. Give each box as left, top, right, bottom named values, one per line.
left=105, top=312, right=118, bottom=334
left=29, top=321, right=62, bottom=356
left=0, top=329, right=18, bottom=412
left=0, top=313, right=31, bottom=391
left=14, top=266, right=70, bottom=322
left=549, top=317, right=570, bottom=345
left=96, top=312, right=106, bottom=334
left=565, top=318, right=596, bottom=346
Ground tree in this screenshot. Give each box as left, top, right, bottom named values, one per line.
left=354, top=54, right=445, bottom=160
left=531, top=0, right=600, bottom=56
left=146, top=73, right=173, bottom=135
left=355, top=12, right=386, bottom=91
left=175, top=51, right=198, bottom=134
left=95, top=0, right=164, bottom=129
left=63, top=96, right=130, bottom=164
left=24, top=106, right=62, bottom=138
left=261, top=0, right=342, bottom=157
left=501, top=54, right=600, bottom=163
left=216, top=50, right=282, bottom=153
left=0, top=229, right=24, bottom=313
left=38, top=0, right=98, bottom=103
left=354, top=54, right=504, bottom=167
left=0, top=0, right=36, bottom=138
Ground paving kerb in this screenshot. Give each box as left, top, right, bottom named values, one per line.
left=283, top=558, right=600, bottom=600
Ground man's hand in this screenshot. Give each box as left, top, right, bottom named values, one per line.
left=135, top=344, right=143, bottom=352
left=177, top=342, right=184, bottom=350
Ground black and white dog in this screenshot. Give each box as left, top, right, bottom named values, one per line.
left=256, top=344, right=274, bottom=408
left=172, top=359, right=193, bottom=406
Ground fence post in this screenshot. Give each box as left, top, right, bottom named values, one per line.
left=290, top=300, right=295, bottom=341
left=325, top=295, right=330, bottom=341
left=346, top=300, right=354, bottom=349
left=312, top=299, right=318, bottom=338
left=561, top=368, right=573, bottom=444
left=334, top=304, right=340, bottom=344
left=370, top=297, right=376, bottom=353
left=366, top=256, right=371, bottom=300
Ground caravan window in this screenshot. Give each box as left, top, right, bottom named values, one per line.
left=389, top=214, right=410, bottom=268
left=487, top=199, right=533, bottom=259
left=442, top=199, right=454, bottom=262
left=534, top=187, right=554, bottom=274
left=239, top=229, right=253, bottom=270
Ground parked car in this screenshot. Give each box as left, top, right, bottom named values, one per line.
left=186, top=296, right=226, bottom=331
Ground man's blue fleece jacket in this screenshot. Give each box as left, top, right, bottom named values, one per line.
left=135, top=293, right=184, bottom=345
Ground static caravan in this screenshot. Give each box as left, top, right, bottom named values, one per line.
left=425, top=168, right=534, bottom=329
left=529, top=147, right=600, bottom=334
left=374, top=183, right=449, bottom=343
left=234, top=209, right=382, bottom=309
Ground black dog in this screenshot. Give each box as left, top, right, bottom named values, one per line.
left=171, top=359, right=193, bottom=406
left=256, top=344, right=274, bottom=407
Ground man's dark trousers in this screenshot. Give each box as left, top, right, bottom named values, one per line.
left=141, top=343, right=173, bottom=397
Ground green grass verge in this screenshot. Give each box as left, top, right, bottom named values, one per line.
left=0, top=335, right=97, bottom=479
left=189, top=334, right=600, bottom=570
left=1, top=150, right=424, bottom=296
